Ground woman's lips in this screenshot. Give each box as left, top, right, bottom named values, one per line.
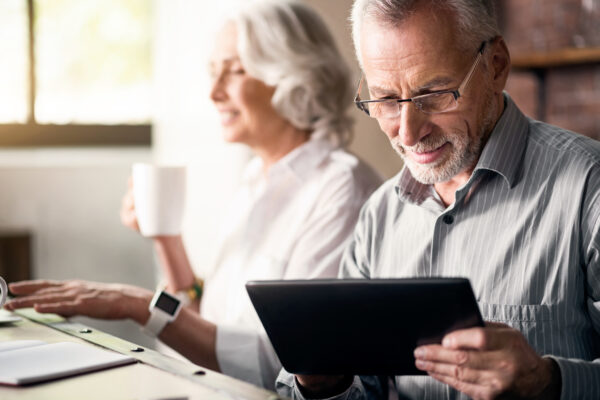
left=409, top=142, right=449, bottom=164
left=219, top=110, right=239, bottom=125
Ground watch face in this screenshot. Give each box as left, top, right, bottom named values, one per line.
left=155, top=292, right=180, bottom=315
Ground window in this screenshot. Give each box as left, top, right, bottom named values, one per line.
left=0, top=0, right=152, bottom=146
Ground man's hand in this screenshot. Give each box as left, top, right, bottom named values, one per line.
left=414, top=322, right=561, bottom=400
left=5, top=280, right=153, bottom=325
left=295, top=374, right=353, bottom=398
left=415, top=323, right=560, bottom=399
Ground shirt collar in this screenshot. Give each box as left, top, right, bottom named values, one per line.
left=242, top=137, right=337, bottom=185
left=395, top=93, right=529, bottom=205
left=474, top=93, right=529, bottom=189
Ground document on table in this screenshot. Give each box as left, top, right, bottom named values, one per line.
left=0, top=340, right=136, bottom=386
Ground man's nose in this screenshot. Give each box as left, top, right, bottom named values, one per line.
left=397, top=103, right=429, bottom=147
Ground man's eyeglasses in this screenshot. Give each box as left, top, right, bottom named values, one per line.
left=354, top=41, right=488, bottom=119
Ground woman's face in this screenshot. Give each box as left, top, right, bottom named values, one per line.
left=209, top=23, right=284, bottom=146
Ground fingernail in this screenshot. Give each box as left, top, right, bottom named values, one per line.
left=415, top=359, right=426, bottom=369
left=414, top=347, right=424, bottom=358
left=442, top=337, right=453, bottom=347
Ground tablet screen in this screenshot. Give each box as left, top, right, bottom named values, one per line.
left=246, top=278, right=483, bottom=375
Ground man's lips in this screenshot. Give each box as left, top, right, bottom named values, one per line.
left=407, top=142, right=449, bottom=164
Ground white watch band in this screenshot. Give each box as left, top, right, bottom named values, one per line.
left=142, top=290, right=182, bottom=337
left=142, top=309, right=171, bottom=337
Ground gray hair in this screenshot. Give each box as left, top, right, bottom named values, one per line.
left=351, top=0, right=500, bottom=68
left=235, top=0, right=354, bottom=146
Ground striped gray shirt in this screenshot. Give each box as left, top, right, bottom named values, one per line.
left=276, top=95, right=600, bottom=399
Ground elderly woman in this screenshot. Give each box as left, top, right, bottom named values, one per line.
left=6, top=0, right=381, bottom=390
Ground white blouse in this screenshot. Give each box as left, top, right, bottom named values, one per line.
left=199, top=137, right=382, bottom=389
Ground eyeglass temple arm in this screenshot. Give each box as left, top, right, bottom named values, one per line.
left=354, top=75, right=365, bottom=102
left=457, top=41, right=487, bottom=95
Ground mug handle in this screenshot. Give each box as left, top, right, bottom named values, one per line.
left=0, top=276, right=7, bottom=307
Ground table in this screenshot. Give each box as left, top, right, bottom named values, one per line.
left=0, top=309, right=284, bottom=400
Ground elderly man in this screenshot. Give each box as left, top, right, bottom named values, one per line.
left=275, top=0, right=600, bottom=399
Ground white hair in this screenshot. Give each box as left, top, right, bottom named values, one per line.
left=234, top=0, right=354, bottom=146
left=351, top=0, right=500, bottom=68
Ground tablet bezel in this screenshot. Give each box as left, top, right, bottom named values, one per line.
left=246, top=278, right=483, bottom=375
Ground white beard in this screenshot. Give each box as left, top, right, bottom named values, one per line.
left=392, top=92, right=497, bottom=185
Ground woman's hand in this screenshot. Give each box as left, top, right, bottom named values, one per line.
left=5, top=280, right=153, bottom=325
left=120, top=177, right=140, bottom=233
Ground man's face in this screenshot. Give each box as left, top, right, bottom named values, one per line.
left=360, top=8, right=497, bottom=184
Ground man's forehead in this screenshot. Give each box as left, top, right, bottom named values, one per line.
left=361, top=14, right=459, bottom=58
left=359, top=11, right=463, bottom=90
left=359, top=4, right=462, bottom=62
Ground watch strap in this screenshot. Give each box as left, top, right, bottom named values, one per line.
left=142, top=308, right=171, bottom=337
left=142, top=290, right=182, bottom=337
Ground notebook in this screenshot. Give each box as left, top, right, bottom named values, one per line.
left=0, top=340, right=136, bottom=386
left=0, top=309, right=22, bottom=324
left=246, top=278, right=484, bottom=375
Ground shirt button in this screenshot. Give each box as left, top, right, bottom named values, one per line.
left=442, top=214, right=454, bottom=225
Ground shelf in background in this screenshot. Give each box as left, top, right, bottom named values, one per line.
left=511, top=47, right=600, bottom=69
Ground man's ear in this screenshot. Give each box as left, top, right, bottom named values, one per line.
left=489, top=36, right=511, bottom=94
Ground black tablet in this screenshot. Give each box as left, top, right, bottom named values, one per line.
left=246, top=278, right=483, bottom=375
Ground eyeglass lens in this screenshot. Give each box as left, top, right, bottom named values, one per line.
left=368, top=92, right=458, bottom=118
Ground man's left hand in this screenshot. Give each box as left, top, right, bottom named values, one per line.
left=414, top=322, right=560, bottom=400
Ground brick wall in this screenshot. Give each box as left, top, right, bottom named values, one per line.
left=546, top=65, right=600, bottom=139
left=499, top=0, right=600, bottom=139
left=499, top=0, right=582, bottom=52
left=504, top=71, right=540, bottom=119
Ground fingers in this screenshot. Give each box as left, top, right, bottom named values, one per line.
left=415, top=350, right=505, bottom=383
left=429, top=372, right=502, bottom=400
left=32, top=285, right=75, bottom=296
left=5, top=292, right=77, bottom=310
left=417, top=360, right=497, bottom=385
left=122, top=188, right=135, bottom=210
left=33, top=301, right=80, bottom=317
left=8, top=280, right=63, bottom=295
left=441, top=326, right=512, bottom=350
left=5, top=279, right=132, bottom=320
left=416, top=325, right=548, bottom=399
left=120, top=204, right=138, bottom=230
left=414, top=345, right=504, bottom=371
left=120, top=179, right=140, bottom=232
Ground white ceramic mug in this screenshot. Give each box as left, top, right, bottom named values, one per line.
left=0, top=276, right=7, bottom=307
left=132, top=164, right=187, bottom=237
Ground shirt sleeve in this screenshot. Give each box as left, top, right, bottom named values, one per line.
left=282, top=169, right=380, bottom=280
left=339, top=187, right=382, bottom=279
left=274, top=193, right=389, bottom=399
left=552, top=167, right=600, bottom=399
left=216, top=325, right=281, bottom=390
left=216, top=166, right=380, bottom=390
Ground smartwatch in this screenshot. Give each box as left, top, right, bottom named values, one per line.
left=142, top=290, right=182, bottom=337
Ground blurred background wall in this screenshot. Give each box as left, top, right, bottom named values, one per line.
left=0, top=0, right=597, bottom=349
left=500, top=0, right=600, bottom=137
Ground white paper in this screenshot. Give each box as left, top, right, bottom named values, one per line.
left=0, top=341, right=136, bottom=385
